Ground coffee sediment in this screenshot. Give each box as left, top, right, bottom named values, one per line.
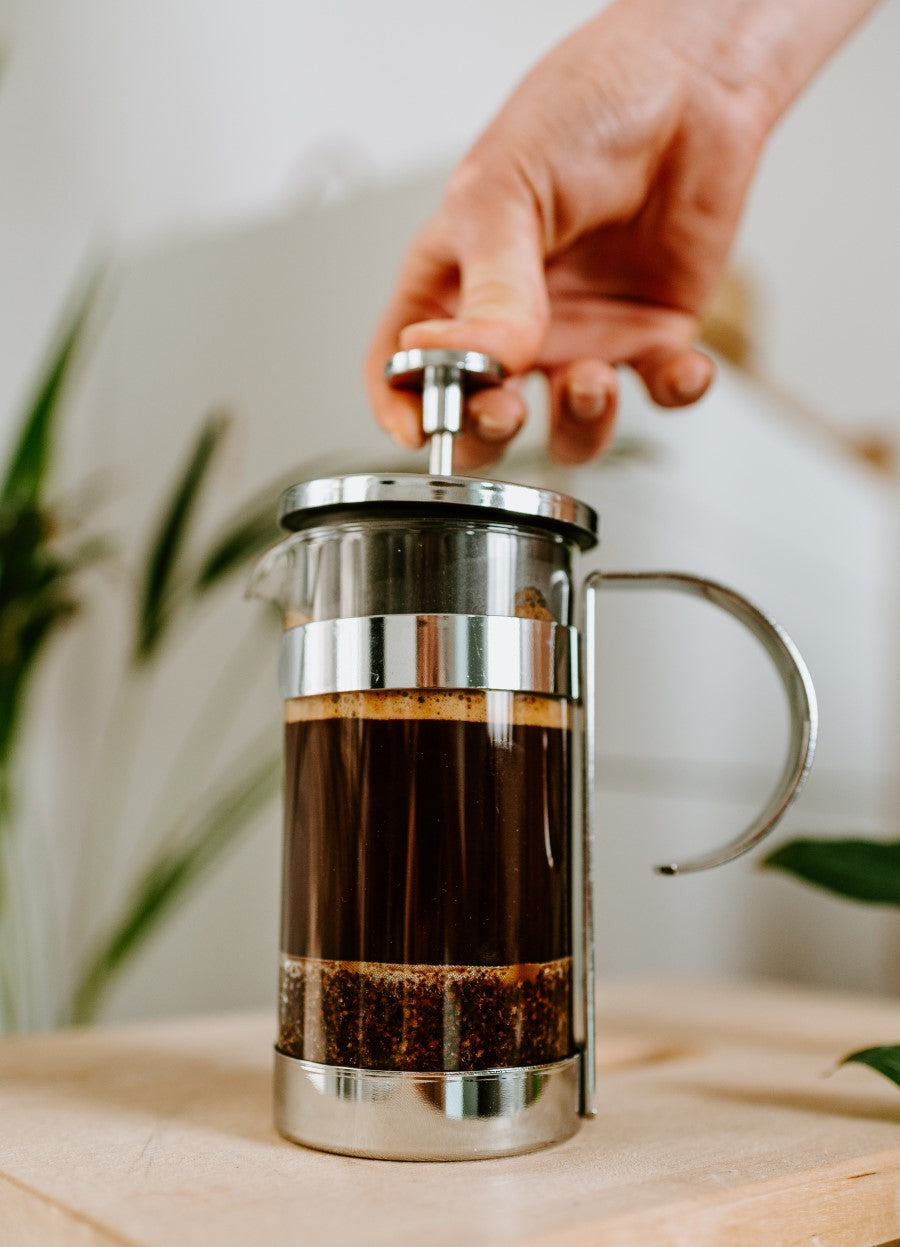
left=279, top=688, right=573, bottom=1072
left=513, top=585, right=555, bottom=621
left=278, top=956, right=571, bottom=1070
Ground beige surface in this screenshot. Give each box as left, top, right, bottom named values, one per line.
left=2, top=978, right=900, bottom=1247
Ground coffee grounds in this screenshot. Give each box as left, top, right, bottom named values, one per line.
left=278, top=955, right=572, bottom=1071
left=514, top=586, right=554, bottom=621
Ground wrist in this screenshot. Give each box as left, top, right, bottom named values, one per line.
left=614, top=0, right=881, bottom=132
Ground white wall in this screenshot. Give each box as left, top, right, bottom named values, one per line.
left=739, top=0, right=900, bottom=423
left=1, top=1, right=898, bottom=1025
left=0, top=0, right=607, bottom=453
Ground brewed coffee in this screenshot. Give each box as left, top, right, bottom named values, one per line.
left=278, top=689, right=572, bottom=1071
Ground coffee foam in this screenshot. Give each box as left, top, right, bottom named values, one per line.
left=285, top=689, right=569, bottom=728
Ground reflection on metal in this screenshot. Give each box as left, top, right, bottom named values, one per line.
left=274, top=1051, right=580, bottom=1160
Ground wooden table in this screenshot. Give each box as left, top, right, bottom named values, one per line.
left=2, top=978, right=899, bottom=1247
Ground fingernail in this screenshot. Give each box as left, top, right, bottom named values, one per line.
left=670, top=375, right=703, bottom=401
left=477, top=412, right=518, bottom=442
left=567, top=383, right=608, bottom=421
left=386, top=416, right=422, bottom=449
left=399, top=319, right=462, bottom=346
left=669, top=360, right=711, bottom=402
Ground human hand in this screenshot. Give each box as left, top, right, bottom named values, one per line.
left=365, top=0, right=874, bottom=467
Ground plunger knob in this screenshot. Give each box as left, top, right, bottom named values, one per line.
left=385, top=349, right=505, bottom=476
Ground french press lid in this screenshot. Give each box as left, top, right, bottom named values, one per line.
left=277, top=349, right=599, bottom=551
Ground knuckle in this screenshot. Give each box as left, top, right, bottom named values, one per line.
left=443, top=145, right=515, bottom=217
left=442, top=157, right=488, bottom=218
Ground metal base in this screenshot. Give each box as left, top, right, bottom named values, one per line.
left=274, top=1050, right=581, bottom=1161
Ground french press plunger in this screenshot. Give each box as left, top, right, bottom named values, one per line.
left=251, top=349, right=817, bottom=1161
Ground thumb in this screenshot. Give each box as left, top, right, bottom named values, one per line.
left=399, top=179, right=549, bottom=375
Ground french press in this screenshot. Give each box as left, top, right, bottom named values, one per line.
left=252, top=349, right=817, bottom=1161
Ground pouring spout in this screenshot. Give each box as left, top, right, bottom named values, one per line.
left=245, top=534, right=301, bottom=613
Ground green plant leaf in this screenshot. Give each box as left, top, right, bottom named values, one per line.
left=841, top=1045, right=900, bottom=1089
left=0, top=503, right=110, bottom=785
left=0, top=280, right=99, bottom=786
left=70, top=745, right=280, bottom=1023
left=762, top=838, right=900, bottom=906
left=134, top=411, right=230, bottom=662
left=1, top=282, right=95, bottom=510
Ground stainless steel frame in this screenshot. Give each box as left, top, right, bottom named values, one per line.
left=279, top=613, right=580, bottom=699
left=579, top=576, right=601, bottom=1120
left=273, top=1052, right=580, bottom=1161
left=576, top=569, right=818, bottom=1115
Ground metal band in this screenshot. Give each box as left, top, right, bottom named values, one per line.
left=274, top=1051, right=580, bottom=1160
left=279, top=614, right=579, bottom=699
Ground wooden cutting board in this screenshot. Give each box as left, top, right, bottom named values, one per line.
left=1, top=978, right=899, bottom=1247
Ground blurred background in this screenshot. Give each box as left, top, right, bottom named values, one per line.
left=0, top=0, right=898, bottom=1031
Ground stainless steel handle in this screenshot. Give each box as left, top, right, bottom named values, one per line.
left=385, top=349, right=505, bottom=475
left=586, top=570, right=818, bottom=875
